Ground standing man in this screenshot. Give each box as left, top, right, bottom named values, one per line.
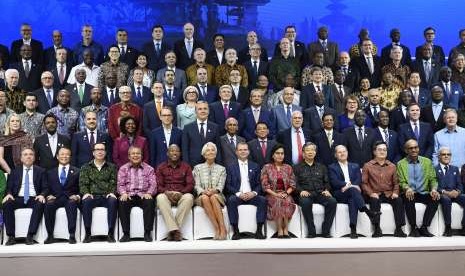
left=130, top=68, right=152, bottom=108
left=209, top=85, right=241, bottom=136
left=143, top=81, right=176, bottom=136
left=437, top=66, right=464, bottom=110
left=206, top=34, right=226, bottom=67
left=269, top=38, right=300, bottom=92
left=19, top=93, right=45, bottom=138
left=240, top=89, right=276, bottom=141
left=244, top=43, right=269, bottom=90
left=48, top=47, right=72, bottom=90
left=10, top=23, right=43, bottom=64
left=33, top=71, right=58, bottom=114
left=312, top=113, right=345, bottom=166
left=276, top=111, right=311, bottom=165
left=46, top=89, right=79, bottom=138
left=194, top=67, right=218, bottom=104
left=79, top=87, right=109, bottom=133
left=219, top=117, right=245, bottom=167
left=156, top=51, right=188, bottom=93
left=173, top=23, right=205, bottom=70
left=10, top=44, right=43, bottom=93
left=110, top=29, right=139, bottom=69
left=247, top=122, right=277, bottom=169
left=308, top=26, right=339, bottom=68
left=398, top=103, right=434, bottom=158
left=343, top=110, right=377, bottom=167
left=72, top=25, right=104, bottom=66
left=274, top=25, right=308, bottom=68
left=142, top=25, right=171, bottom=72
left=43, top=30, right=72, bottom=69
left=420, top=86, right=448, bottom=133
left=65, top=68, right=94, bottom=113
left=374, top=110, right=401, bottom=163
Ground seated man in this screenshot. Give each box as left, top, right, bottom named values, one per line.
left=294, top=142, right=336, bottom=238
left=225, top=142, right=266, bottom=240
left=2, top=148, right=47, bottom=246
left=156, top=144, right=194, bottom=241
left=362, top=141, right=406, bottom=238
left=397, top=139, right=440, bottom=237
left=44, top=147, right=80, bottom=244
left=117, top=146, right=157, bottom=242
left=79, top=142, right=118, bottom=243
left=435, top=147, right=465, bottom=236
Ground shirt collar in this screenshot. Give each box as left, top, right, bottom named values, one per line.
left=407, top=157, right=420, bottom=164
left=197, top=119, right=207, bottom=125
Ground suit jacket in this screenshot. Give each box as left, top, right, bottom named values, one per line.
left=331, top=84, right=352, bottom=114
left=328, top=162, right=362, bottom=191
left=303, top=106, right=338, bottom=133
left=10, top=61, right=43, bottom=92
left=208, top=101, right=242, bottom=136
left=374, top=128, right=401, bottom=163
left=247, top=139, right=277, bottom=169
left=343, top=126, right=377, bottom=167
left=142, top=40, right=171, bottom=72
left=435, top=164, right=462, bottom=193
left=437, top=81, right=464, bottom=110
left=308, top=40, right=339, bottom=67
left=6, top=165, right=48, bottom=196
left=43, top=46, right=73, bottom=69
left=351, top=55, right=382, bottom=88
left=64, top=83, right=93, bottom=113
left=219, top=134, right=246, bottom=167
left=0, top=43, right=10, bottom=68
left=312, top=129, right=345, bottom=166
left=156, top=67, right=187, bottom=92
left=231, top=85, right=249, bottom=108
left=142, top=100, right=176, bottom=137
left=415, top=45, right=446, bottom=66
left=163, top=86, right=183, bottom=106
left=71, top=130, right=112, bottom=167
left=411, top=59, right=440, bottom=89
left=333, top=65, right=360, bottom=92
left=380, top=43, right=412, bottom=67
left=408, top=87, right=431, bottom=108
left=46, top=165, right=80, bottom=198
left=364, top=104, right=388, bottom=127
left=173, top=39, right=205, bottom=70
left=300, top=84, right=333, bottom=110
left=100, top=87, right=121, bottom=107
left=205, top=49, right=226, bottom=67
left=224, top=161, right=262, bottom=196
left=131, top=85, right=153, bottom=108
left=276, top=127, right=312, bottom=165
left=238, top=46, right=269, bottom=65
left=240, top=107, right=276, bottom=141
left=389, top=106, right=408, bottom=132
left=33, top=133, right=71, bottom=170
left=48, top=62, right=73, bottom=90
left=108, top=44, right=139, bottom=69
left=244, top=59, right=269, bottom=90
left=33, top=87, right=58, bottom=114
left=272, top=104, right=302, bottom=132
left=195, top=84, right=218, bottom=104
left=149, top=126, right=182, bottom=168
left=397, top=121, right=434, bottom=158
left=420, top=103, right=449, bottom=132
left=274, top=40, right=308, bottom=68
left=10, top=39, right=44, bottom=64
left=182, top=121, right=221, bottom=166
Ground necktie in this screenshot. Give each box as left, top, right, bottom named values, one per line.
left=156, top=100, right=162, bottom=117
left=200, top=85, right=206, bottom=98
left=384, top=129, right=389, bottom=147
left=445, top=83, right=451, bottom=98
left=46, top=89, right=53, bottom=107
left=78, top=84, right=84, bottom=102
left=187, top=40, right=193, bottom=58
left=253, top=61, right=258, bottom=76
left=286, top=105, right=291, bottom=124
left=366, top=56, right=374, bottom=74
left=424, top=61, right=431, bottom=81
left=296, top=129, right=303, bottom=162
left=110, top=89, right=115, bottom=104
left=413, top=122, right=419, bottom=139
left=343, top=67, right=348, bottom=75
left=260, top=140, right=267, bottom=158
left=24, top=61, right=30, bottom=78
left=59, top=64, right=65, bottom=84
left=167, top=89, right=172, bottom=100
left=200, top=122, right=205, bottom=139
left=155, top=43, right=161, bottom=56
left=230, top=137, right=235, bottom=146
left=373, top=105, right=378, bottom=118
left=89, top=131, right=95, bottom=147
left=357, top=127, right=364, bottom=147
left=121, top=46, right=126, bottom=56
left=253, top=109, right=260, bottom=123
left=24, top=168, right=30, bottom=204
left=444, top=165, right=449, bottom=174
left=290, top=43, right=295, bottom=58
left=223, top=103, right=229, bottom=118
left=137, top=86, right=142, bottom=99
left=339, top=85, right=344, bottom=99
left=321, top=41, right=327, bottom=50
left=319, top=107, right=324, bottom=120
left=327, top=131, right=332, bottom=147
left=60, top=166, right=67, bottom=186
left=317, top=85, right=321, bottom=92
left=413, top=89, right=419, bottom=103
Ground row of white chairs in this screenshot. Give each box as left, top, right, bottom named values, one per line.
left=2, top=202, right=464, bottom=244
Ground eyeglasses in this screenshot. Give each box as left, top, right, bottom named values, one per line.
left=440, top=153, right=452, bottom=156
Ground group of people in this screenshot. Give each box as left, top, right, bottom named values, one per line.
left=1, top=22, right=465, bottom=245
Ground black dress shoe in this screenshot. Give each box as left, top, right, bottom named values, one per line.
left=419, top=226, right=434, bottom=237
left=409, top=227, right=420, bottom=237
left=365, top=210, right=382, bottom=223
left=394, top=228, right=407, bottom=238
left=372, top=227, right=383, bottom=238
left=107, top=233, right=116, bottom=243
left=306, top=233, right=317, bottom=238
left=255, top=231, right=266, bottom=240
left=350, top=228, right=358, bottom=239
left=231, top=232, right=241, bottom=240
left=69, top=236, right=77, bottom=244
left=144, top=232, right=153, bottom=242
left=5, top=237, right=16, bottom=246
left=443, top=226, right=452, bottom=237
left=82, top=234, right=92, bottom=243
left=321, top=233, right=333, bottom=238
left=25, top=235, right=35, bottom=245
left=44, top=236, right=55, bottom=244
left=119, top=234, right=130, bottom=242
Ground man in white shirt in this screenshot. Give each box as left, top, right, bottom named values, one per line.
left=67, top=49, right=100, bottom=87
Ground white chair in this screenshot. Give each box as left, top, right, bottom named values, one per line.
left=80, top=207, right=118, bottom=241
left=405, top=203, right=440, bottom=236
left=266, top=207, right=302, bottom=238
left=53, top=207, right=81, bottom=241
left=117, top=207, right=155, bottom=239
left=301, top=204, right=336, bottom=237
left=334, top=203, right=372, bottom=238
left=438, top=202, right=464, bottom=234
left=378, top=203, right=398, bottom=235
left=7, top=208, right=46, bottom=244
left=156, top=207, right=193, bottom=241
left=193, top=206, right=229, bottom=240
left=229, top=205, right=259, bottom=238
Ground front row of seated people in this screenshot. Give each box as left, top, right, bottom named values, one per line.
left=1, top=138, right=465, bottom=245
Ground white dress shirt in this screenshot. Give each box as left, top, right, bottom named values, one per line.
left=163, top=125, right=172, bottom=148
left=236, top=160, right=256, bottom=196
left=291, top=127, right=305, bottom=165
left=338, top=161, right=350, bottom=184
left=48, top=132, right=58, bottom=156
left=19, top=166, right=36, bottom=197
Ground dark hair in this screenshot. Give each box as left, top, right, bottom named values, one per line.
left=322, top=112, right=334, bottom=120
left=236, top=141, right=249, bottom=150
left=255, top=121, right=268, bottom=130
left=119, top=116, right=138, bottom=135
left=117, top=28, right=127, bottom=33
left=25, top=92, right=37, bottom=100
left=423, top=26, right=435, bottom=35
left=152, top=24, right=164, bottom=33
left=285, top=25, right=296, bottom=32
left=92, top=142, right=106, bottom=151
left=213, top=33, right=224, bottom=40
left=459, top=29, right=465, bottom=37
left=270, top=143, right=285, bottom=163
left=58, top=146, right=72, bottom=155
left=407, top=102, right=420, bottom=111
left=43, top=113, right=57, bottom=123
left=372, top=140, right=387, bottom=152
left=302, top=141, right=317, bottom=152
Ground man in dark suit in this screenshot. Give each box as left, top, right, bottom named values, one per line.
left=229, top=69, right=249, bottom=108
left=407, top=72, right=431, bottom=108
left=149, top=106, right=182, bottom=168
left=303, top=91, right=338, bottom=134
left=343, top=110, right=377, bottom=167
left=308, top=26, right=339, bottom=68
left=64, top=68, right=93, bottom=113
left=182, top=101, right=221, bottom=166
left=364, top=88, right=388, bottom=127
left=71, top=111, right=112, bottom=167
left=33, top=114, right=71, bottom=170
left=351, top=39, right=382, bottom=88
left=48, top=47, right=73, bottom=90
left=420, top=85, right=449, bottom=132
left=415, top=27, right=446, bottom=66
left=100, top=73, right=120, bottom=107
left=43, top=147, right=80, bottom=244
left=219, top=117, right=245, bottom=167
left=2, top=148, right=47, bottom=246
left=33, top=71, right=58, bottom=114
left=412, top=44, right=441, bottom=89
left=240, top=89, right=276, bottom=141
left=42, top=30, right=73, bottom=69
left=142, top=25, right=171, bottom=72
left=225, top=142, right=266, bottom=240
left=143, top=81, right=176, bottom=137
left=389, top=90, right=413, bottom=131
left=108, top=29, right=139, bottom=69
left=312, top=113, right=345, bottom=166
left=244, top=43, right=269, bottom=90
left=276, top=111, right=311, bottom=165
left=205, top=34, right=226, bottom=67
left=274, top=25, right=308, bottom=68
left=247, top=122, right=277, bottom=168
left=273, top=87, right=301, bottom=132
left=398, top=103, right=434, bottom=158
left=331, top=69, right=352, bottom=115
left=334, top=51, right=360, bottom=92
left=209, top=85, right=241, bottom=136
left=375, top=110, right=401, bottom=163
left=195, top=67, right=218, bottom=104
left=10, top=23, right=43, bottom=64
left=156, top=53, right=188, bottom=93
left=437, top=66, right=464, bottom=110
left=300, top=67, right=333, bottom=110
left=380, top=28, right=412, bottom=67
left=131, top=68, right=153, bottom=108
left=10, top=44, right=43, bottom=92
left=173, top=23, right=205, bottom=70
left=238, top=31, right=269, bottom=64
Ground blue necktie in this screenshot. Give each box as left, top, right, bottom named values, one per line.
left=137, top=87, right=142, bottom=99
left=286, top=105, right=291, bottom=124
left=24, top=168, right=30, bottom=204
left=413, top=123, right=419, bottom=139
left=60, top=166, right=67, bottom=186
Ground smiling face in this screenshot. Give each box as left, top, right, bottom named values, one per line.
left=57, top=147, right=71, bottom=166
left=21, top=148, right=35, bottom=167
left=183, top=23, right=194, bottom=39
left=167, top=145, right=181, bottom=162
left=20, top=24, right=32, bottom=40
left=57, top=90, right=70, bottom=106
left=128, top=146, right=142, bottom=165
left=236, top=143, right=250, bottom=161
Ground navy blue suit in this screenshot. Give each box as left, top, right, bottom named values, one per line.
left=421, top=103, right=449, bottom=132
left=437, top=81, right=464, bottom=110
left=389, top=106, right=408, bottom=132
left=408, top=87, right=431, bottom=108
left=32, top=87, right=58, bottom=114
left=195, top=84, right=218, bottom=104
left=397, top=121, right=434, bottom=158
left=244, top=60, right=269, bottom=90
left=276, top=127, right=312, bottom=165
left=374, top=128, right=401, bottom=163
left=182, top=121, right=221, bottom=166
left=10, top=61, right=43, bottom=92
left=300, top=84, right=333, bottom=110
left=149, top=126, right=182, bottom=168
left=71, top=130, right=112, bottom=168
left=142, top=100, right=176, bottom=137
left=240, top=107, right=276, bottom=141
left=142, top=40, right=171, bottom=72
left=436, top=164, right=465, bottom=227
left=44, top=166, right=80, bottom=235
left=343, top=126, right=376, bottom=167
left=364, top=105, right=388, bottom=128
left=163, top=86, right=183, bottom=106
left=131, top=85, right=153, bottom=108
left=224, top=161, right=266, bottom=224
left=247, top=139, right=277, bottom=169
left=208, top=101, right=241, bottom=136
left=100, top=88, right=120, bottom=107
left=33, top=133, right=71, bottom=170
left=412, top=59, right=440, bottom=89
left=303, top=106, right=338, bottom=134
left=3, top=165, right=48, bottom=237
left=312, top=130, right=345, bottom=166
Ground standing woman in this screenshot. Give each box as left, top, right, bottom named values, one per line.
left=0, top=114, right=33, bottom=173
left=193, top=142, right=227, bottom=240
left=354, top=77, right=371, bottom=110
left=261, top=143, right=296, bottom=238
left=113, top=116, right=149, bottom=168
left=176, top=86, right=199, bottom=129
left=127, top=54, right=156, bottom=88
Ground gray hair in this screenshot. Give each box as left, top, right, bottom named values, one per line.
left=201, top=142, right=217, bottom=156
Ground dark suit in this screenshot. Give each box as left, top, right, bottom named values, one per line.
left=276, top=127, right=311, bottom=165
left=374, top=128, right=401, bottom=163
left=244, top=59, right=269, bottom=90
left=10, top=39, right=44, bottom=64
left=208, top=101, right=241, bottom=136
left=274, top=40, right=308, bottom=68
left=334, top=65, right=360, bottom=92
left=247, top=139, right=277, bottom=168
left=42, top=46, right=73, bottom=69
left=436, top=164, right=465, bottom=226
left=420, top=103, right=449, bottom=132
left=149, top=126, right=182, bottom=168
left=142, top=100, right=176, bottom=137
left=0, top=43, right=10, bottom=68
left=351, top=55, right=382, bottom=88
left=331, top=84, right=352, bottom=115
left=71, top=130, right=112, bottom=167
left=142, top=40, right=171, bottom=72
left=173, top=39, right=205, bottom=70
left=364, top=104, right=388, bottom=127
left=437, top=81, right=464, bottom=110
left=33, top=133, right=71, bottom=169
left=240, top=107, right=276, bottom=141
left=415, top=45, right=446, bottom=66
left=100, top=87, right=121, bottom=107
left=163, top=86, right=183, bottom=106
left=48, top=63, right=73, bottom=90
left=308, top=40, right=339, bottom=67
left=389, top=106, right=409, bottom=132
left=303, top=106, right=338, bottom=134
left=398, top=121, right=434, bottom=158
left=182, top=121, right=221, bottom=166
left=238, top=46, right=269, bottom=65
left=195, top=84, right=218, bottom=104
left=312, top=129, right=345, bottom=166
left=206, top=49, right=225, bottom=67
left=108, top=44, right=139, bottom=69
left=131, top=85, right=153, bottom=108
left=412, top=59, right=440, bottom=89
left=44, top=166, right=80, bottom=235
left=230, top=85, right=249, bottom=108
left=224, top=161, right=266, bottom=225
left=10, top=61, right=43, bottom=92
left=408, top=87, right=431, bottom=108
left=300, top=84, right=333, bottom=110
left=219, top=135, right=245, bottom=167
left=343, top=126, right=376, bottom=167
left=64, top=82, right=93, bottom=113
left=380, top=43, right=412, bottom=67
left=3, top=165, right=48, bottom=237
left=33, top=87, right=58, bottom=114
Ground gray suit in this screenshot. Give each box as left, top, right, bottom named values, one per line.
left=219, top=134, right=245, bottom=167
left=272, top=104, right=302, bottom=132
left=156, top=67, right=188, bottom=92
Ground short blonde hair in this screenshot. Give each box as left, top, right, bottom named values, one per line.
left=201, top=142, right=217, bottom=157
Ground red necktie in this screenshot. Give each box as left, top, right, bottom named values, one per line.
left=223, top=103, right=229, bottom=118
left=260, top=140, right=267, bottom=158
left=296, top=129, right=303, bottom=162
